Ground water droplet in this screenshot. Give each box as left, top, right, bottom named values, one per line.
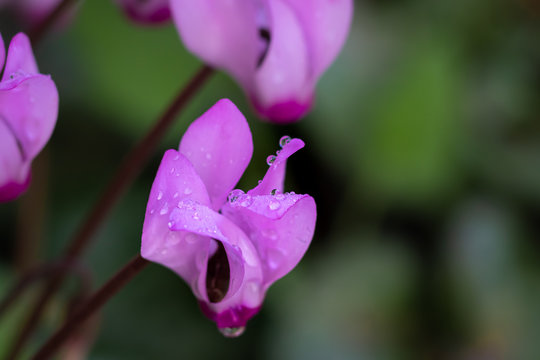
left=289, top=191, right=296, bottom=195
left=270, top=189, right=278, bottom=196
left=169, top=167, right=175, bottom=175
left=219, top=327, right=246, bottom=338
left=167, top=221, right=174, bottom=228
left=279, top=135, right=291, bottom=147
left=184, top=188, right=192, bottom=195
left=160, top=206, right=168, bottom=215
left=258, top=180, right=262, bottom=185
left=266, top=155, right=277, bottom=165
left=150, top=209, right=155, bottom=215
left=228, top=189, right=245, bottom=203
left=268, top=201, right=280, bottom=210
left=239, top=196, right=253, bottom=207
left=193, top=212, right=200, bottom=220
left=173, top=154, right=179, bottom=161
left=157, top=191, right=163, bottom=200
left=275, top=193, right=285, bottom=200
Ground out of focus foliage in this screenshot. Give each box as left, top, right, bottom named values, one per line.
left=1, top=0, right=539, bottom=359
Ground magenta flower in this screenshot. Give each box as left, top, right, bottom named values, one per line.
left=0, top=33, right=58, bottom=202
left=11, top=0, right=76, bottom=28
left=141, top=99, right=316, bottom=335
left=115, top=0, right=171, bottom=24
left=169, top=0, right=353, bottom=123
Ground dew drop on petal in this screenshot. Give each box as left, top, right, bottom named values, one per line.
left=219, top=326, right=246, bottom=338
left=193, top=212, right=200, bottom=220
left=157, top=191, right=163, bottom=200
left=258, top=180, right=262, bottom=185
left=173, top=192, right=179, bottom=198
left=170, top=167, right=175, bottom=174
left=227, top=189, right=245, bottom=203
left=267, top=249, right=284, bottom=270
left=184, top=188, right=192, bottom=195
left=279, top=135, right=291, bottom=147
left=206, top=153, right=212, bottom=160
left=268, top=201, right=280, bottom=211
left=266, top=155, right=277, bottom=165
left=160, top=206, right=168, bottom=215
left=261, top=228, right=278, bottom=241
left=270, top=189, right=278, bottom=196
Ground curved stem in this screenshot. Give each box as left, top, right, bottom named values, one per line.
left=6, top=65, right=214, bottom=360
left=31, top=255, right=149, bottom=360
left=28, top=0, right=79, bottom=45
left=0, top=260, right=91, bottom=320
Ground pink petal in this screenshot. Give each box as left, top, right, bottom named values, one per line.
left=115, top=0, right=171, bottom=24
left=168, top=200, right=262, bottom=304
left=179, top=99, right=253, bottom=210
left=2, top=33, right=38, bottom=77
left=0, top=118, right=30, bottom=201
left=170, top=0, right=262, bottom=89
left=141, top=150, right=212, bottom=299
left=283, top=0, right=354, bottom=79
left=223, top=192, right=317, bottom=287
left=0, top=74, right=58, bottom=162
left=249, top=137, right=304, bottom=196
left=252, top=0, right=312, bottom=123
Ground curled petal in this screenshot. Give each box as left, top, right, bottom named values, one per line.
left=2, top=33, right=38, bottom=77
left=169, top=200, right=260, bottom=309
left=249, top=137, right=304, bottom=196
left=252, top=0, right=311, bottom=123
left=283, top=0, right=354, bottom=79
left=115, top=0, right=171, bottom=24
left=170, top=0, right=261, bottom=88
left=141, top=150, right=211, bottom=262
left=179, top=99, right=253, bottom=210
left=223, top=192, right=317, bottom=286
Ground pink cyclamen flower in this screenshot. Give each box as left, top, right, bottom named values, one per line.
left=141, top=99, right=316, bottom=335
left=0, top=33, right=58, bottom=202
left=170, top=0, right=353, bottom=123
left=115, top=0, right=171, bottom=24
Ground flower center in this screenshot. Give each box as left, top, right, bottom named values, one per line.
left=206, top=240, right=230, bottom=303
left=256, top=27, right=271, bottom=68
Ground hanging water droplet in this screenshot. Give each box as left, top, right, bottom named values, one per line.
left=270, top=189, right=278, bottom=196
left=219, top=326, right=246, bottom=338
left=228, top=189, right=245, bottom=203
left=266, top=155, right=276, bottom=165
left=157, top=191, right=163, bottom=200
left=279, top=135, right=291, bottom=147
left=258, top=180, right=262, bottom=185
left=268, top=201, right=280, bottom=210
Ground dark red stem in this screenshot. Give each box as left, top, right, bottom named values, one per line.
left=6, top=65, right=214, bottom=360
left=31, top=255, right=149, bottom=360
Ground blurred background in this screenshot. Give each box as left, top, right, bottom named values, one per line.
left=1, top=0, right=540, bottom=359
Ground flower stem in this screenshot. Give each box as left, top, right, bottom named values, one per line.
left=31, top=255, right=149, bottom=360
left=6, top=65, right=214, bottom=360
left=0, top=260, right=91, bottom=320
left=28, top=0, right=78, bottom=45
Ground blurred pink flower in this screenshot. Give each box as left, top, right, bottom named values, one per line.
left=0, top=33, right=58, bottom=202
left=115, top=0, right=171, bottom=24
left=170, top=0, right=353, bottom=123
left=11, top=0, right=77, bottom=28
left=141, top=99, right=316, bottom=334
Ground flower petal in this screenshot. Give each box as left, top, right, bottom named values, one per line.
left=223, top=192, right=316, bottom=287
left=2, top=33, right=38, bottom=78
left=170, top=0, right=262, bottom=88
left=168, top=199, right=262, bottom=305
left=252, top=0, right=312, bottom=122
left=115, top=0, right=171, bottom=24
left=0, top=118, right=30, bottom=201
left=248, top=137, right=304, bottom=196
left=141, top=150, right=212, bottom=298
left=179, top=99, right=253, bottom=210
left=0, top=74, right=58, bottom=162
left=283, top=0, right=353, bottom=79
